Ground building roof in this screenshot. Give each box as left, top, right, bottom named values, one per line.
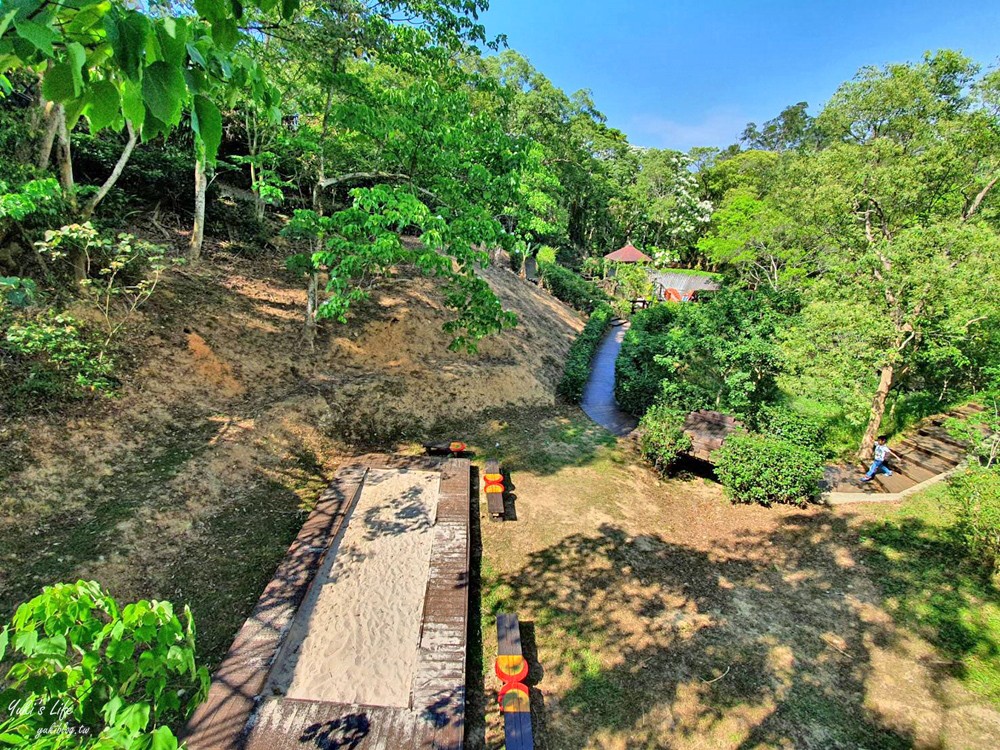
left=651, top=271, right=721, bottom=295
left=604, top=243, right=652, bottom=263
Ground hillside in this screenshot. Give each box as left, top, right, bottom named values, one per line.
left=0, top=254, right=583, bottom=663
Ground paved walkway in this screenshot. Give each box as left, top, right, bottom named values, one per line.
left=581, top=322, right=638, bottom=436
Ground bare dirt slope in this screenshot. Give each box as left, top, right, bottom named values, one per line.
left=0, top=254, right=583, bottom=664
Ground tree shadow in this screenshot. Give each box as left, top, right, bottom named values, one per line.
left=483, top=518, right=921, bottom=749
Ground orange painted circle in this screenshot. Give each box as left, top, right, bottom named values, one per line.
left=449, top=442, right=466, bottom=452
left=495, top=655, right=528, bottom=683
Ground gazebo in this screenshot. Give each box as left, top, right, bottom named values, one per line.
left=603, top=243, right=652, bottom=264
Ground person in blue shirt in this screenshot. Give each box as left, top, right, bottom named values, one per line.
left=861, top=435, right=899, bottom=482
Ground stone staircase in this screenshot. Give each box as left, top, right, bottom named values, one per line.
left=822, top=403, right=985, bottom=497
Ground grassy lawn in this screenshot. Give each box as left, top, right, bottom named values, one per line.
left=858, top=485, right=1000, bottom=705
left=441, top=406, right=1000, bottom=750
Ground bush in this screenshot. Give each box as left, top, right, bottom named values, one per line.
left=536, top=245, right=557, bottom=265
left=753, top=405, right=827, bottom=456
left=715, top=432, right=823, bottom=506
left=538, top=261, right=610, bottom=314
left=639, top=403, right=692, bottom=472
left=4, top=310, right=116, bottom=395
left=614, top=304, right=678, bottom=415
left=949, top=466, right=1000, bottom=575
left=557, top=303, right=613, bottom=402
left=0, top=580, right=209, bottom=749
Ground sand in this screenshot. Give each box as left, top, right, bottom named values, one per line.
left=268, top=468, right=441, bottom=707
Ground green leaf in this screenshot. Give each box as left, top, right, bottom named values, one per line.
left=211, top=18, right=238, bottom=51
left=64, top=92, right=89, bottom=130
left=194, top=0, right=225, bottom=21
left=13, top=18, right=58, bottom=56
left=105, top=9, right=150, bottom=79
left=156, top=17, right=189, bottom=66
left=192, top=95, right=222, bottom=164
left=42, top=62, right=79, bottom=102
left=282, top=0, right=300, bottom=19
left=85, top=80, right=121, bottom=132
left=0, top=625, right=8, bottom=661
left=121, top=79, right=145, bottom=130
left=151, top=725, right=178, bottom=750
left=118, top=702, right=151, bottom=734
left=0, top=9, right=18, bottom=39
left=66, top=42, right=86, bottom=95
left=185, top=42, right=207, bottom=69
left=34, top=633, right=67, bottom=656
left=102, top=695, right=123, bottom=726
left=14, top=628, right=37, bottom=655
left=142, top=61, right=186, bottom=127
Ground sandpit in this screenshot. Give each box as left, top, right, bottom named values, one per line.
left=268, top=468, right=441, bottom=707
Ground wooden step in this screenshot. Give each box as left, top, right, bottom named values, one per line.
left=892, top=460, right=937, bottom=484
left=915, top=426, right=969, bottom=451
left=898, top=437, right=964, bottom=464
left=872, top=470, right=915, bottom=493
left=896, top=441, right=960, bottom=472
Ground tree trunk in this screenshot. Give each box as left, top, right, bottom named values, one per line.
left=859, top=363, right=894, bottom=460
left=72, top=246, right=88, bottom=285
left=189, top=154, right=208, bottom=260
left=55, top=105, right=76, bottom=212
left=81, top=121, right=138, bottom=220
left=37, top=102, right=58, bottom=169
left=19, top=85, right=46, bottom=164
left=304, top=269, right=318, bottom=349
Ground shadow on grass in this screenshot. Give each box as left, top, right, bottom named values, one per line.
left=480, top=518, right=918, bottom=749
left=860, top=514, right=1000, bottom=703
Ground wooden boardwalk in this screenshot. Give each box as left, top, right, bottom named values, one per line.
left=183, top=456, right=471, bottom=750
left=681, top=410, right=744, bottom=462
left=823, top=404, right=984, bottom=497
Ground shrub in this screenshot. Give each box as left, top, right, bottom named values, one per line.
left=4, top=311, right=116, bottom=395
left=0, top=580, right=209, bottom=749
left=558, top=303, right=613, bottom=402
left=539, top=261, right=610, bottom=314
left=536, top=245, right=557, bottom=265
left=614, top=304, right=678, bottom=415
left=753, top=405, right=827, bottom=456
left=0, top=276, right=37, bottom=309
left=639, top=403, right=692, bottom=471
left=949, top=466, right=1000, bottom=575
left=715, top=432, right=823, bottom=506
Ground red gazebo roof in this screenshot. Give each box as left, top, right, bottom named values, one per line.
left=604, top=243, right=652, bottom=263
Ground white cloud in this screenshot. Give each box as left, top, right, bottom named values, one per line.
left=627, top=108, right=749, bottom=152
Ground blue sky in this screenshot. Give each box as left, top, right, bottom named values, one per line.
left=480, top=1, right=1000, bottom=152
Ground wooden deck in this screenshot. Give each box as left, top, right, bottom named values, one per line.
left=682, top=410, right=745, bottom=461
left=183, top=456, right=471, bottom=750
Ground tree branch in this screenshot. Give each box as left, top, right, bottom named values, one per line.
left=963, top=175, right=999, bottom=221
left=81, top=121, right=138, bottom=220
left=319, top=172, right=444, bottom=205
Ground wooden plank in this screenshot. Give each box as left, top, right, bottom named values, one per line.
left=496, top=613, right=521, bottom=656
left=504, top=709, right=534, bottom=750
left=484, top=460, right=505, bottom=518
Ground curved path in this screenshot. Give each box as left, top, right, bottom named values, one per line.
left=580, top=322, right=639, bottom=436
